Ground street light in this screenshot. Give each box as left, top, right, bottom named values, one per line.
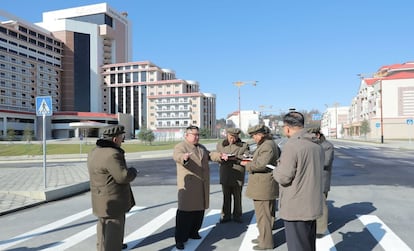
left=379, top=78, right=384, bottom=143
left=233, top=81, right=258, bottom=129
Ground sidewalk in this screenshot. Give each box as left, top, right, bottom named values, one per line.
left=0, top=149, right=174, bottom=216
left=0, top=140, right=413, bottom=216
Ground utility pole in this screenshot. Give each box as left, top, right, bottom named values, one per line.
left=233, top=81, right=258, bottom=129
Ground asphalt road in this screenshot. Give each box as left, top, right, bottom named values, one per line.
left=0, top=140, right=413, bottom=250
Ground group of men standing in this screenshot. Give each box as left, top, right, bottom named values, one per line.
left=86, top=110, right=334, bottom=251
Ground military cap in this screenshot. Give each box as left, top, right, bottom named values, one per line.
left=307, top=127, right=321, bottom=134
left=226, top=128, right=241, bottom=136
left=102, top=124, right=125, bottom=137
left=247, top=124, right=269, bottom=135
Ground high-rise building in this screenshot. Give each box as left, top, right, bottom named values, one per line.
left=102, top=61, right=216, bottom=139
left=0, top=10, right=63, bottom=139
left=36, top=3, right=132, bottom=112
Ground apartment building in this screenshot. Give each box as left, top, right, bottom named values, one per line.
left=1, top=4, right=132, bottom=139
left=0, top=10, right=63, bottom=139
left=36, top=3, right=132, bottom=112
left=102, top=61, right=217, bottom=139
left=343, top=62, right=414, bottom=140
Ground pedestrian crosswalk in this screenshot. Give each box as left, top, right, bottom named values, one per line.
left=334, top=145, right=380, bottom=150
left=0, top=206, right=411, bottom=251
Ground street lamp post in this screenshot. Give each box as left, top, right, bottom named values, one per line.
left=233, top=81, right=258, bottom=129
left=379, top=78, right=384, bottom=143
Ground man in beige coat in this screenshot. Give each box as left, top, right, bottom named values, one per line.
left=87, top=125, right=138, bottom=251
left=173, top=125, right=224, bottom=250
left=241, top=124, right=280, bottom=250
left=273, top=112, right=324, bottom=251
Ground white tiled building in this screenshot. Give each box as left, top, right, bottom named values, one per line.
left=342, top=62, right=414, bottom=140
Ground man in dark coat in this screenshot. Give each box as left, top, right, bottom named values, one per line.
left=240, top=124, right=280, bottom=250
left=308, top=127, right=334, bottom=236
left=87, top=124, right=138, bottom=251
left=216, top=128, right=249, bottom=223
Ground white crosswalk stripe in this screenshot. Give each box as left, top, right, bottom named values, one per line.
left=0, top=207, right=412, bottom=250
left=334, top=145, right=380, bottom=150
left=40, top=206, right=146, bottom=251
left=358, top=215, right=412, bottom=251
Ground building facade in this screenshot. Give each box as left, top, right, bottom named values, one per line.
left=342, top=62, right=414, bottom=140
left=102, top=61, right=216, bottom=139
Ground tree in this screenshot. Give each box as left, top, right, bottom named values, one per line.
left=138, top=128, right=155, bottom=145
left=23, top=127, right=34, bottom=143
left=199, top=128, right=210, bottom=139
left=360, top=119, right=371, bottom=139
left=6, top=128, right=15, bottom=142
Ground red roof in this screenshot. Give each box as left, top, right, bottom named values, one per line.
left=363, top=71, right=414, bottom=86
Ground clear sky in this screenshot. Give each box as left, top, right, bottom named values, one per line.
left=2, top=0, right=414, bottom=119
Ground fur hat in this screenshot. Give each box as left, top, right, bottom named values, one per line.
left=102, top=125, right=125, bottom=138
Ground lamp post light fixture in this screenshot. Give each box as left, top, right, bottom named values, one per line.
left=233, top=80, right=258, bottom=129
left=379, top=78, right=384, bottom=144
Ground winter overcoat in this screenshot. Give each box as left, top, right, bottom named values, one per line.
left=173, top=141, right=221, bottom=211
left=273, top=129, right=324, bottom=221
left=87, top=139, right=137, bottom=218
left=245, top=138, right=280, bottom=200
left=216, top=139, right=249, bottom=186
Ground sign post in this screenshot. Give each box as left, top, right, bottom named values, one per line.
left=36, top=96, right=53, bottom=189
left=407, top=119, right=413, bottom=143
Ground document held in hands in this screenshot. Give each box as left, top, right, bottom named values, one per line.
left=266, top=164, right=276, bottom=170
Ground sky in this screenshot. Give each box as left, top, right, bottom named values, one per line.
left=2, top=0, right=414, bottom=119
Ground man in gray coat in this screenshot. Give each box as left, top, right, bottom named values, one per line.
left=273, top=112, right=324, bottom=251
left=240, top=124, right=280, bottom=250
left=87, top=124, right=138, bottom=251
left=308, top=127, right=334, bottom=236
left=172, top=125, right=224, bottom=250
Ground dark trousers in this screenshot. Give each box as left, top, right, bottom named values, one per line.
left=175, top=209, right=204, bottom=243
left=221, top=184, right=242, bottom=219
left=96, top=214, right=125, bottom=251
left=284, top=220, right=316, bottom=251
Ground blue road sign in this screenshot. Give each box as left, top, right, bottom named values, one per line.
left=375, top=122, right=381, bottom=128
left=312, top=114, right=321, bottom=120
left=36, top=96, right=53, bottom=116
left=407, top=119, right=413, bottom=125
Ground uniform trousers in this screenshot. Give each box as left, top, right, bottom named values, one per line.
left=284, top=220, right=316, bottom=251
left=253, top=200, right=275, bottom=249
left=175, top=209, right=204, bottom=243
left=96, top=214, right=125, bottom=251
left=316, top=192, right=328, bottom=234
left=221, top=184, right=242, bottom=220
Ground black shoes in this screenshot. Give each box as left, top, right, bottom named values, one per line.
left=176, top=242, right=185, bottom=250
left=122, top=243, right=127, bottom=249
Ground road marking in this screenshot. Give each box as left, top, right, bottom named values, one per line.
left=40, top=206, right=145, bottom=251
left=239, top=214, right=258, bottom=251
left=316, top=230, right=337, bottom=251
left=124, top=208, right=176, bottom=250
left=171, top=209, right=221, bottom=251
left=358, top=214, right=412, bottom=251
left=0, top=208, right=92, bottom=250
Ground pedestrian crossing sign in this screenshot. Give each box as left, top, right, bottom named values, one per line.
left=36, top=96, right=53, bottom=116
